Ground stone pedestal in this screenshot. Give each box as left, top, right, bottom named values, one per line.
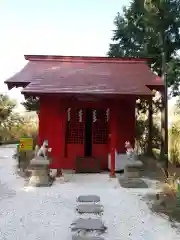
left=124, top=161, right=143, bottom=179
left=119, top=160, right=148, bottom=188
left=29, top=157, right=52, bottom=187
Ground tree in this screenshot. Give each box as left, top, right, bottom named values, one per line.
left=1, top=113, right=24, bottom=140
left=22, top=96, right=40, bottom=112
left=108, top=0, right=180, bottom=168
left=0, top=94, right=38, bottom=143
left=136, top=116, right=161, bottom=154
left=108, top=0, right=180, bottom=96
left=0, top=94, right=15, bottom=123
left=143, top=0, right=178, bottom=175
left=0, top=94, right=21, bottom=142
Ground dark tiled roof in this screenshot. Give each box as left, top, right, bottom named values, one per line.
left=5, top=55, right=164, bottom=96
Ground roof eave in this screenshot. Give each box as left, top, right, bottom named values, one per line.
left=4, top=81, right=29, bottom=90
left=24, top=54, right=152, bottom=62
left=146, top=84, right=164, bottom=92
left=21, top=90, right=153, bottom=99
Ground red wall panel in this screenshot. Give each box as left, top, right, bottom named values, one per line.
left=62, top=144, right=84, bottom=169
left=116, top=99, right=136, bottom=154
left=38, top=96, right=63, bottom=169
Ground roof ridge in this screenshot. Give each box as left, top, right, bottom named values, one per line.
left=24, top=55, right=151, bottom=63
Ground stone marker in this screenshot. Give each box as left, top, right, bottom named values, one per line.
left=71, top=218, right=106, bottom=232
left=76, top=204, right=104, bottom=214
left=72, top=236, right=104, bottom=240
left=77, top=195, right=100, bottom=203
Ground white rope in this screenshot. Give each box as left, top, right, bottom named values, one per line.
left=67, top=108, right=71, bottom=122
left=93, top=109, right=97, bottom=122
left=79, top=109, right=83, bottom=122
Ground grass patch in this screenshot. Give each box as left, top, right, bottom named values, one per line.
left=143, top=182, right=180, bottom=225
left=152, top=194, right=180, bottom=223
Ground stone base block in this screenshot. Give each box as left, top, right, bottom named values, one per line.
left=29, top=169, right=52, bottom=187
left=124, top=161, right=143, bottom=179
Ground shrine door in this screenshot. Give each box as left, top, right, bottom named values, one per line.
left=66, top=108, right=109, bottom=161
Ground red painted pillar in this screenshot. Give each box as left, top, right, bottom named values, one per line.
left=37, top=111, right=41, bottom=146
left=37, top=97, right=44, bottom=147
left=56, top=106, right=68, bottom=176
left=110, top=107, right=117, bottom=178
left=61, top=107, right=67, bottom=158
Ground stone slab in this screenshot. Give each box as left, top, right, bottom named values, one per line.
left=31, top=158, right=50, bottom=166
left=77, top=195, right=100, bottom=203
left=126, top=161, right=143, bottom=168
left=118, top=177, right=148, bottom=189
left=76, top=204, right=104, bottom=214
left=72, top=236, right=104, bottom=240
left=71, top=218, right=106, bottom=231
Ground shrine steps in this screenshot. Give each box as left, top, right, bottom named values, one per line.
left=75, top=157, right=101, bottom=173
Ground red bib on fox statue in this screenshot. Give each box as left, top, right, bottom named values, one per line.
left=125, top=141, right=134, bottom=153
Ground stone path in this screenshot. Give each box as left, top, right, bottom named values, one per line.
left=71, top=218, right=106, bottom=231
left=76, top=204, right=104, bottom=214
left=71, top=195, right=107, bottom=239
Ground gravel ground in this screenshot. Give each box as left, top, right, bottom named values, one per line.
left=0, top=145, right=180, bottom=240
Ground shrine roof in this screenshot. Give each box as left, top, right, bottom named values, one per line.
left=5, top=55, right=164, bottom=96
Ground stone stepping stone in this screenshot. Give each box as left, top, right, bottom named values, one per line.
left=71, top=218, right=106, bottom=232
left=72, top=236, right=104, bottom=240
left=76, top=204, right=104, bottom=214
left=118, top=177, right=148, bottom=189
left=77, top=195, right=100, bottom=203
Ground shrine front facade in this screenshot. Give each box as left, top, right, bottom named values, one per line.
left=38, top=96, right=136, bottom=171
left=5, top=55, right=164, bottom=175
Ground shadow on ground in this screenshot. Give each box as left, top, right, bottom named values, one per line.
left=0, top=181, right=16, bottom=201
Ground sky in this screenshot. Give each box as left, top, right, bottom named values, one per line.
left=0, top=0, right=129, bottom=104
left=0, top=0, right=176, bottom=113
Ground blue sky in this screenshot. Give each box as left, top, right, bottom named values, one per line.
left=0, top=0, right=129, bottom=102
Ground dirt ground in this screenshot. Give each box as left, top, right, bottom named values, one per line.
left=140, top=156, right=180, bottom=225
left=1, top=146, right=180, bottom=239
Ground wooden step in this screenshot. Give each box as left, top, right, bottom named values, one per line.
left=76, top=157, right=101, bottom=173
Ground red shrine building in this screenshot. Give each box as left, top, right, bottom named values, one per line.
left=5, top=55, right=164, bottom=175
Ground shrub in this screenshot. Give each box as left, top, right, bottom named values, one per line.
left=169, top=121, right=180, bottom=165
left=135, top=118, right=161, bottom=155
left=152, top=148, right=160, bottom=160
